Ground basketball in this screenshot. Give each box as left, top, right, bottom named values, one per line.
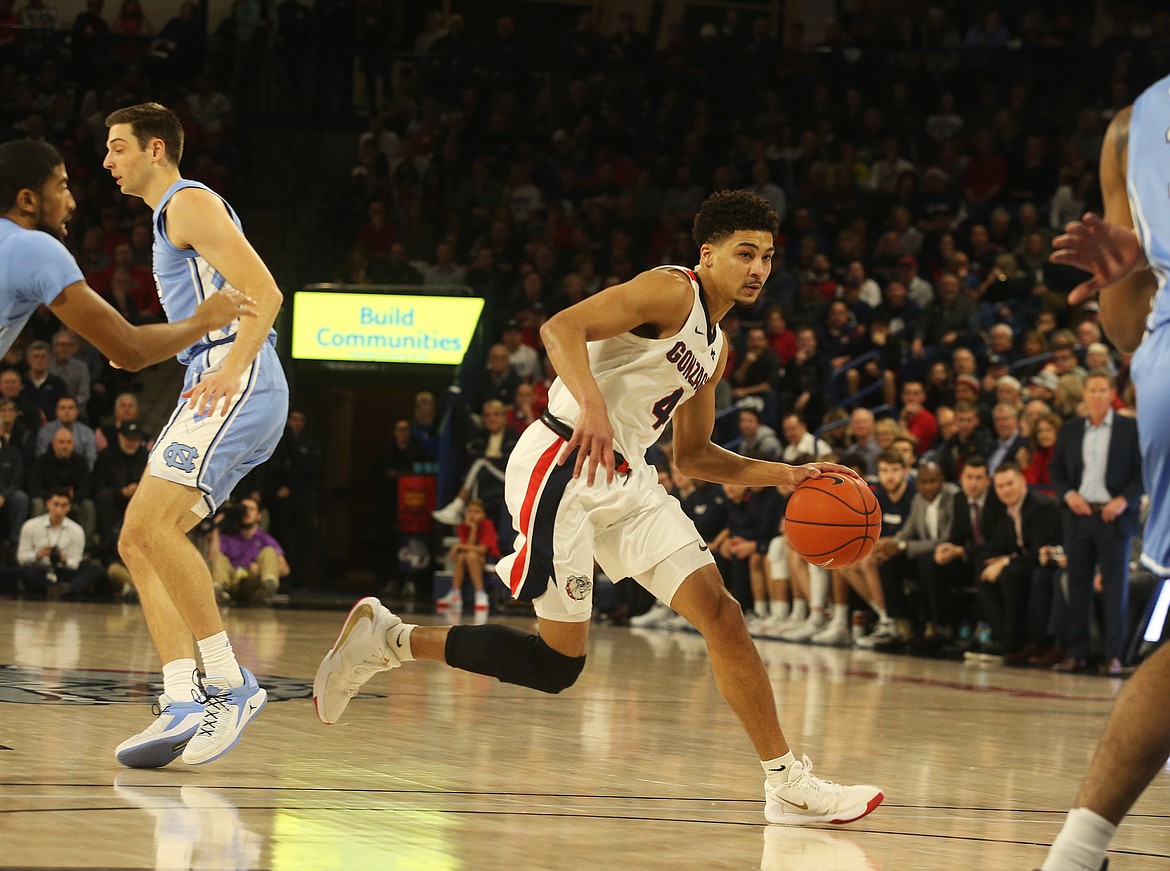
left=784, top=474, right=882, bottom=569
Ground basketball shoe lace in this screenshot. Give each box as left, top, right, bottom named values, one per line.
left=783, top=755, right=847, bottom=810
left=191, top=681, right=234, bottom=740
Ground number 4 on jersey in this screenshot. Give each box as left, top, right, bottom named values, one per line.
left=650, top=387, right=684, bottom=429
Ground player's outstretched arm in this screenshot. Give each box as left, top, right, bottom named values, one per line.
left=166, top=187, right=283, bottom=416
left=49, top=279, right=257, bottom=371
left=1049, top=106, right=1155, bottom=353
left=672, top=344, right=865, bottom=488
left=541, top=269, right=692, bottom=485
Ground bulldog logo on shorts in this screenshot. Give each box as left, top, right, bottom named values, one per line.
left=565, top=574, right=592, bottom=601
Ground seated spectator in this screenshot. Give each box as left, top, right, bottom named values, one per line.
left=780, top=412, right=830, bottom=463
left=736, top=402, right=781, bottom=460
left=21, top=341, right=69, bottom=422
left=923, top=360, right=954, bottom=411
left=898, top=380, right=938, bottom=455
left=16, top=487, right=102, bottom=599
left=507, top=382, right=538, bottom=434
left=94, top=391, right=146, bottom=453
left=975, top=462, right=1060, bottom=657
left=433, top=400, right=518, bottom=526
left=0, top=396, right=35, bottom=459
left=435, top=498, right=500, bottom=614
left=208, top=497, right=289, bottom=604
left=763, top=306, right=797, bottom=365
left=0, top=419, right=27, bottom=560
left=711, top=483, right=781, bottom=616
left=869, top=461, right=958, bottom=650
left=92, top=421, right=148, bottom=555
left=729, top=326, right=780, bottom=420
left=29, top=427, right=96, bottom=543
left=1022, top=411, right=1061, bottom=492
left=777, top=326, right=828, bottom=425
left=422, top=240, right=467, bottom=287
left=502, top=318, right=541, bottom=382
left=841, top=407, right=881, bottom=477
left=986, top=402, right=1027, bottom=474
left=937, top=401, right=994, bottom=482
left=48, top=330, right=90, bottom=414
left=469, top=343, right=523, bottom=414
left=35, top=396, right=98, bottom=469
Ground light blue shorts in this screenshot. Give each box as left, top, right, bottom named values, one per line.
left=150, top=341, right=289, bottom=517
left=1132, top=324, right=1170, bottom=575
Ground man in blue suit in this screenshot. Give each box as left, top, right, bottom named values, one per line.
left=1049, top=370, right=1144, bottom=675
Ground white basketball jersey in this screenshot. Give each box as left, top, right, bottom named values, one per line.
left=546, top=266, right=724, bottom=466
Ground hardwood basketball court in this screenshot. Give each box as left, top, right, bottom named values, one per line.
left=1, top=600, right=1166, bottom=869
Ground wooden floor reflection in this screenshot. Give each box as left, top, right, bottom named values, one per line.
left=1, top=600, right=1167, bottom=870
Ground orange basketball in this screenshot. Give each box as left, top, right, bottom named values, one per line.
left=784, top=474, right=882, bottom=569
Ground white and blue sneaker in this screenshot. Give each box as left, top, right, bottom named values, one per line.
left=115, top=694, right=206, bottom=769
left=180, top=668, right=267, bottom=765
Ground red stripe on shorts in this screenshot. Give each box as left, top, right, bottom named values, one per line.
left=509, top=436, right=564, bottom=594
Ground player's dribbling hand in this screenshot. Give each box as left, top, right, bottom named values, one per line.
left=1050, top=213, right=1148, bottom=304
left=788, top=461, right=867, bottom=488
left=196, top=286, right=260, bottom=331
left=559, top=403, right=616, bottom=486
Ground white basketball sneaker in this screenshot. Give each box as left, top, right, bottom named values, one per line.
left=115, top=694, right=206, bottom=769
left=313, top=597, right=403, bottom=724
left=764, top=755, right=884, bottom=825
left=181, top=667, right=268, bottom=765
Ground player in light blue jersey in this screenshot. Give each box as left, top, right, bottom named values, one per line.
left=0, top=140, right=251, bottom=382
left=1033, top=88, right=1170, bottom=871
left=102, top=103, right=289, bottom=769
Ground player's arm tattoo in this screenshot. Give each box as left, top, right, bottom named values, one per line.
left=1114, top=112, right=1129, bottom=165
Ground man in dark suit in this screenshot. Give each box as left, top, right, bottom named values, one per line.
left=934, top=455, right=1004, bottom=648
left=986, top=402, right=1028, bottom=474
left=1049, top=370, right=1143, bottom=674
left=976, top=461, right=1061, bottom=657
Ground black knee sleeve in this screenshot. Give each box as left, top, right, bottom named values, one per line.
left=445, top=624, right=586, bottom=694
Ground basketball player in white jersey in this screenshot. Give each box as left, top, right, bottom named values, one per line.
left=102, top=103, right=288, bottom=769
left=314, top=191, right=884, bottom=825
left=1032, top=89, right=1170, bottom=871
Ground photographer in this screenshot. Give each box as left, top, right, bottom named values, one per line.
left=16, top=487, right=102, bottom=599
left=208, top=497, right=289, bottom=605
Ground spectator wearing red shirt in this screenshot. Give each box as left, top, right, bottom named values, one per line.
left=899, top=380, right=938, bottom=455
left=763, top=305, right=797, bottom=365
left=437, top=499, right=500, bottom=614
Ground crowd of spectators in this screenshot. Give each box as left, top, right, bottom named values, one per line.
left=349, top=5, right=1166, bottom=670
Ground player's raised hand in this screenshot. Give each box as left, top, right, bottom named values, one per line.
left=559, top=403, right=616, bottom=486
left=195, top=286, right=259, bottom=331
left=1050, top=213, right=1148, bottom=305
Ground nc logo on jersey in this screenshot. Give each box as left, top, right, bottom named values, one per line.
left=163, top=442, right=199, bottom=473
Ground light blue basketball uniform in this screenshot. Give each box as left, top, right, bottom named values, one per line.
left=149, top=180, right=288, bottom=516
left=1126, top=74, right=1170, bottom=575
left=0, top=219, right=84, bottom=355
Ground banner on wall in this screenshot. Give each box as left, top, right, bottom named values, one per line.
left=291, top=292, right=484, bottom=365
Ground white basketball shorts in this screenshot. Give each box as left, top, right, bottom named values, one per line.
left=495, top=419, right=714, bottom=622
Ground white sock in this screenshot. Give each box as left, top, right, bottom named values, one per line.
left=1042, top=808, right=1116, bottom=871
left=197, top=631, right=243, bottom=688
left=762, top=751, right=798, bottom=787
left=791, top=599, right=808, bottom=622
left=770, top=600, right=791, bottom=621
left=831, top=603, right=848, bottom=624
left=870, top=603, right=889, bottom=622
left=162, top=658, right=199, bottom=700
left=389, top=623, right=417, bottom=661
left=754, top=601, right=768, bottom=618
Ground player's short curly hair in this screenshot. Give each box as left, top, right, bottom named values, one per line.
left=691, top=189, right=779, bottom=248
